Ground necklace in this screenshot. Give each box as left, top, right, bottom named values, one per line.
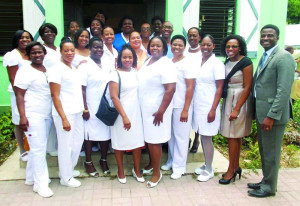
left=189, top=45, right=200, bottom=51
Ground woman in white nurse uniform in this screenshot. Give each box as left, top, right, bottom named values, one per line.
left=102, top=26, right=118, bottom=69
left=185, top=27, right=205, bottom=153
left=79, top=37, right=111, bottom=177
left=3, top=30, right=33, bottom=162
left=138, top=36, right=176, bottom=188
left=109, top=44, right=145, bottom=184
left=39, top=23, right=61, bottom=157
left=72, top=29, right=90, bottom=66
left=14, top=42, right=53, bottom=198
left=48, top=40, right=84, bottom=188
left=160, top=35, right=195, bottom=180
left=192, top=35, right=225, bottom=182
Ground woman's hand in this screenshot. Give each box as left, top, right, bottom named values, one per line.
left=19, top=116, right=29, bottom=131
left=153, top=110, right=164, bottom=126
left=122, top=116, right=131, bottom=130
left=207, top=109, right=216, bottom=123
left=180, top=110, right=188, bottom=122
left=82, top=111, right=90, bottom=120
left=62, top=118, right=71, bottom=131
left=229, top=109, right=239, bottom=121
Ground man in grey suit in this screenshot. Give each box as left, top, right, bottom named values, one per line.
left=248, top=24, right=295, bottom=198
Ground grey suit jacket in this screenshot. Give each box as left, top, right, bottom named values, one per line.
left=253, top=46, right=295, bottom=125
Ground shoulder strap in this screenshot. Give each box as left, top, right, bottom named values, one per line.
left=102, top=70, right=121, bottom=99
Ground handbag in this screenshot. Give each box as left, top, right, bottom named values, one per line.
left=95, top=71, right=121, bottom=126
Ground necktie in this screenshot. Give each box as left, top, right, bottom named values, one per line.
left=258, top=52, right=268, bottom=73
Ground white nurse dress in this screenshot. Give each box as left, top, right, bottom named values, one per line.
left=138, top=56, right=177, bottom=144
left=192, top=54, right=225, bottom=136
left=109, top=69, right=144, bottom=150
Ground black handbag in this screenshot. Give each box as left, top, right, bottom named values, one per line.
left=95, top=71, right=121, bottom=126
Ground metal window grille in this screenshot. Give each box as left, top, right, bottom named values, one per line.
left=199, top=0, right=236, bottom=56
left=0, top=1, right=23, bottom=56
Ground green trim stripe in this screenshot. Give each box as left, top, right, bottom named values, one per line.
left=34, top=20, right=46, bottom=40
left=183, top=0, right=192, bottom=12
left=183, top=28, right=187, bottom=39
left=34, top=0, right=45, bottom=15
left=248, top=0, right=258, bottom=19
left=246, top=23, right=258, bottom=44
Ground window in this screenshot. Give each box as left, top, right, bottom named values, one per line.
left=199, top=0, right=236, bottom=56
left=0, top=0, right=23, bottom=56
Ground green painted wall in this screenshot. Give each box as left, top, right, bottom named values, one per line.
left=165, top=0, right=183, bottom=36
left=45, top=0, right=64, bottom=46
left=0, top=56, right=10, bottom=112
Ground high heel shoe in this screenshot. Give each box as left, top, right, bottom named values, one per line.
left=190, top=141, right=199, bottom=153
left=146, top=172, right=162, bottom=188
left=84, top=161, right=99, bottom=177
left=99, top=159, right=110, bottom=175
left=235, top=167, right=242, bottom=179
left=132, top=168, right=145, bottom=183
left=219, top=173, right=237, bottom=185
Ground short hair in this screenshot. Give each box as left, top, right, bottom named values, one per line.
left=102, top=26, right=115, bottom=35
left=67, top=20, right=79, bottom=29
left=201, top=34, right=216, bottom=45
left=25, top=41, right=47, bottom=58
left=12, top=30, right=34, bottom=49
left=38, top=23, right=58, bottom=37
left=151, top=16, right=164, bottom=25
left=60, top=39, right=74, bottom=50
left=129, top=31, right=141, bottom=41
left=90, top=18, right=105, bottom=35
left=118, top=16, right=135, bottom=30
left=171, top=35, right=187, bottom=46
left=89, top=36, right=103, bottom=49
left=261, top=24, right=280, bottom=36
left=117, top=44, right=137, bottom=68
left=285, top=46, right=294, bottom=52
left=94, top=10, right=107, bottom=21
left=74, top=29, right=90, bottom=48
left=188, top=27, right=205, bottom=40
left=221, top=34, right=247, bottom=57
left=147, top=36, right=168, bottom=56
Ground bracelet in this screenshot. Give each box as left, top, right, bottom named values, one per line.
left=83, top=110, right=89, bottom=113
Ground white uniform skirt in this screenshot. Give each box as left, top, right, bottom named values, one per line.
left=142, top=104, right=173, bottom=144
left=10, top=92, right=20, bottom=125
left=84, top=114, right=110, bottom=141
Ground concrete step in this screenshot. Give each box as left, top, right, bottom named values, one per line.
left=20, top=149, right=204, bottom=168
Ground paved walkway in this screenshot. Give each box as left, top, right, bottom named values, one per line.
left=0, top=169, right=300, bottom=206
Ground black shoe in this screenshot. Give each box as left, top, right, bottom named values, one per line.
left=235, top=167, right=242, bottom=179
left=247, top=182, right=262, bottom=190
left=219, top=173, right=237, bottom=185
left=248, top=189, right=275, bottom=198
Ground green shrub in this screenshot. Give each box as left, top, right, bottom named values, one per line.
left=0, top=111, right=16, bottom=165
left=282, top=144, right=300, bottom=167
left=243, top=141, right=261, bottom=172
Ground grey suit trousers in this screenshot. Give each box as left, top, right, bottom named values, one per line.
left=256, top=119, right=286, bottom=194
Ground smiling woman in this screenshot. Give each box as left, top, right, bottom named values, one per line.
left=14, top=41, right=54, bottom=198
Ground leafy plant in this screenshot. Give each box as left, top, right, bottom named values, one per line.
left=243, top=141, right=261, bottom=172
left=282, top=144, right=300, bottom=167
left=0, top=111, right=17, bottom=165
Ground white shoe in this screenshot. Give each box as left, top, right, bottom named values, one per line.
left=33, top=185, right=53, bottom=198
left=26, top=179, right=51, bottom=186
left=142, top=168, right=153, bottom=174
left=146, top=172, right=162, bottom=188
left=60, top=177, right=81, bottom=187
left=132, top=168, right=145, bottom=183
left=73, top=170, right=80, bottom=177
left=20, top=152, right=28, bottom=162
left=48, top=150, right=58, bottom=157
left=117, top=174, right=126, bottom=184
left=171, top=172, right=182, bottom=180
left=79, top=151, right=86, bottom=157
left=194, top=165, right=206, bottom=175
left=92, top=146, right=99, bottom=152
left=197, top=170, right=214, bottom=182
left=161, top=164, right=171, bottom=171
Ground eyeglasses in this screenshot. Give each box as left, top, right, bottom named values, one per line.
left=141, top=28, right=151, bottom=31
left=162, top=26, right=173, bottom=29
left=225, top=45, right=239, bottom=49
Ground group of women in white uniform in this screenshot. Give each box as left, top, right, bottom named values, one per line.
left=3, top=20, right=254, bottom=197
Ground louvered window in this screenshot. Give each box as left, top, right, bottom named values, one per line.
left=199, top=0, right=236, bottom=56
left=0, top=0, right=23, bottom=56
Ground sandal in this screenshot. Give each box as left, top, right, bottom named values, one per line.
left=20, top=152, right=28, bottom=162
left=99, top=159, right=110, bottom=175
left=84, top=161, right=99, bottom=177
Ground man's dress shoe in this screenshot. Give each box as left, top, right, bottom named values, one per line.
left=248, top=189, right=275, bottom=198
left=247, top=182, right=262, bottom=189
